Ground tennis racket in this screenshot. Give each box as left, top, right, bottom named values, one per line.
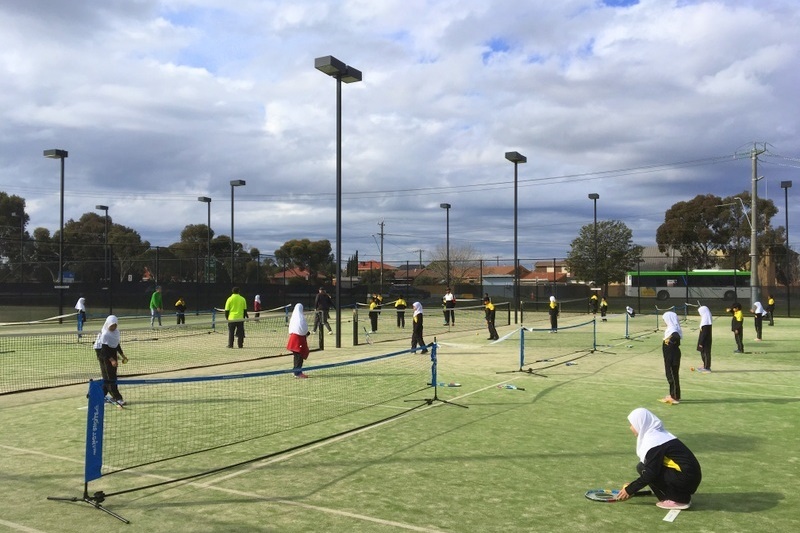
left=497, top=384, right=526, bottom=391
left=362, top=327, right=374, bottom=345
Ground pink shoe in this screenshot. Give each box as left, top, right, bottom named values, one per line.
left=656, top=500, right=690, bottom=510
left=295, top=373, right=309, bottom=379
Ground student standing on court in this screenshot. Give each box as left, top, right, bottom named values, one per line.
left=766, top=294, right=775, bottom=326
left=750, top=301, right=767, bottom=341
left=93, top=315, right=127, bottom=406
left=253, top=294, right=262, bottom=321
left=149, top=285, right=163, bottom=327
left=286, top=303, right=310, bottom=378
left=442, top=288, right=456, bottom=325
left=615, top=407, right=701, bottom=509
left=548, top=295, right=559, bottom=333
left=224, top=287, right=247, bottom=348
left=483, top=296, right=499, bottom=340
left=726, top=302, right=744, bottom=353
left=600, top=295, right=608, bottom=322
left=394, top=295, right=408, bottom=328
left=659, top=311, right=682, bottom=405
left=174, top=296, right=186, bottom=325
left=74, top=297, right=87, bottom=338
left=368, top=294, right=380, bottom=333
left=411, top=301, right=428, bottom=354
left=696, top=305, right=713, bottom=372
left=589, top=292, right=599, bottom=315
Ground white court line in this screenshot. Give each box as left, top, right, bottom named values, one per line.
left=0, top=518, right=51, bottom=533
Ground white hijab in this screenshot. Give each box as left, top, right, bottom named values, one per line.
left=94, top=315, right=120, bottom=349
left=75, top=297, right=86, bottom=311
left=662, top=311, right=682, bottom=340
left=412, top=302, right=423, bottom=317
left=549, top=296, right=556, bottom=303
left=752, top=302, right=766, bottom=316
left=628, top=407, right=677, bottom=462
left=254, top=295, right=261, bottom=304
left=698, top=306, right=713, bottom=327
left=288, top=303, right=308, bottom=335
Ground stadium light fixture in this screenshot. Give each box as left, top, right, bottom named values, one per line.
left=505, top=151, right=527, bottom=324
left=198, top=197, right=212, bottom=283
left=44, top=148, right=68, bottom=321
left=781, top=180, right=792, bottom=316
left=440, top=203, right=451, bottom=289
left=588, top=193, right=599, bottom=287
left=229, top=181, right=245, bottom=284
left=315, top=55, right=362, bottom=349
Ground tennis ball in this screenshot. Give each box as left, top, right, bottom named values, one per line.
left=690, top=367, right=695, bottom=371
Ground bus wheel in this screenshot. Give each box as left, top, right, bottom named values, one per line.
left=724, top=290, right=736, bottom=301
left=656, top=290, right=669, bottom=301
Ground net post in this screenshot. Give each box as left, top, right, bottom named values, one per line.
left=211, top=308, right=216, bottom=331
left=519, top=327, right=525, bottom=369
left=592, top=317, right=597, bottom=352
left=352, top=307, right=358, bottom=346
left=625, top=312, right=630, bottom=339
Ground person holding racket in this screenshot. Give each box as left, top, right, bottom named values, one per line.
left=616, top=408, right=701, bottom=509
left=93, top=315, right=127, bottom=406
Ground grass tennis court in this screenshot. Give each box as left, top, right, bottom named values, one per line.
left=1, top=309, right=798, bottom=532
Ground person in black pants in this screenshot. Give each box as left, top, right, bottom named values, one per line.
left=442, top=288, right=456, bottom=325
left=615, top=407, right=701, bottom=510
left=751, top=301, right=767, bottom=341
left=696, top=305, right=713, bottom=372
left=312, top=287, right=333, bottom=334
left=483, top=296, right=499, bottom=340
left=548, top=296, right=559, bottom=333
left=411, top=302, right=427, bottom=354
left=726, top=302, right=744, bottom=353
left=659, top=311, right=682, bottom=405
left=394, top=296, right=407, bottom=328
left=93, top=315, right=127, bottom=406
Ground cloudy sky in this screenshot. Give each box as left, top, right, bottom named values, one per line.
left=1, top=0, right=799, bottom=267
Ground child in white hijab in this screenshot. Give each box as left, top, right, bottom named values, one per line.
left=74, top=297, right=86, bottom=338
left=411, top=302, right=428, bottom=354
left=93, top=315, right=127, bottom=406
left=659, top=311, right=682, bottom=405
left=696, top=306, right=713, bottom=372
left=750, top=301, right=767, bottom=341
left=286, top=303, right=310, bottom=378
left=616, top=408, right=702, bottom=510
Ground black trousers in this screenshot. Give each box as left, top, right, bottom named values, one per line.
left=369, top=311, right=379, bottom=332
left=293, top=352, right=305, bottom=375
left=228, top=321, right=245, bottom=348
left=95, top=349, right=123, bottom=401
left=397, top=311, right=405, bottom=328
left=636, top=462, right=699, bottom=504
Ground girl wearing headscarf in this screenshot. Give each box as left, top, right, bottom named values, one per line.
left=286, top=303, right=310, bottom=378
left=660, top=311, right=682, bottom=405
left=411, top=302, right=428, bottom=354
left=616, top=408, right=702, bottom=510
left=548, top=296, right=559, bottom=333
left=750, top=301, right=767, bottom=341
left=93, top=315, right=127, bottom=406
left=696, top=306, right=713, bottom=372
left=74, top=297, right=87, bottom=338
left=253, top=294, right=262, bottom=321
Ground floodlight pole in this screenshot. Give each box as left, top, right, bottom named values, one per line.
left=198, top=197, right=212, bottom=282
left=588, top=193, right=599, bottom=288
left=750, top=144, right=765, bottom=305
left=505, top=151, right=527, bottom=324
left=440, top=203, right=451, bottom=289
left=315, top=55, right=362, bottom=349
left=781, top=180, right=792, bottom=316
left=230, top=180, right=245, bottom=284
left=44, top=149, right=68, bottom=322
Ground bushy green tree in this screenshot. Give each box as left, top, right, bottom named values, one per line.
left=566, top=220, right=642, bottom=289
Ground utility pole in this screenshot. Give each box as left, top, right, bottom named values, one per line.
left=378, top=220, right=385, bottom=296
left=750, top=143, right=767, bottom=304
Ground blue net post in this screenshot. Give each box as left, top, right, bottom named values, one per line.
left=519, top=327, right=525, bottom=369
left=84, top=380, right=106, bottom=483
left=430, top=341, right=438, bottom=386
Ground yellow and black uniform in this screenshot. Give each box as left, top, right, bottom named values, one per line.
left=548, top=296, right=559, bottom=332
left=395, top=297, right=407, bottom=328
left=767, top=295, right=775, bottom=326
left=225, top=287, right=248, bottom=348
left=369, top=296, right=380, bottom=332
left=625, top=438, right=702, bottom=504
left=589, top=293, right=598, bottom=314
left=175, top=297, right=186, bottom=325
left=727, top=303, right=744, bottom=353
left=483, top=297, right=499, bottom=340
left=600, top=297, right=608, bottom=322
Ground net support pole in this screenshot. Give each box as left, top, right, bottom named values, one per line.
left=352, top=308, right=358, bottom=346
left=625, top=313, right=630, bottom=339
left=519, top=326, right=525, bottom=369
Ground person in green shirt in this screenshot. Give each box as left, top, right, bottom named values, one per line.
left=225, top=286, right=248, bottom=348
left=149, top=286, right=163, bottom=327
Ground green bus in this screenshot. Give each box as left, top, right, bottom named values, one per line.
left=625, top=269, right=750, bottom=301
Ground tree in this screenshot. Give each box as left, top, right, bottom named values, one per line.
left=0, top=192, right=28, bottom=280
left=426, top=243, right=480, bottom=285
left=274, top=239, right=333, bottom=283
left=565, top=220, right=642, bottom=289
